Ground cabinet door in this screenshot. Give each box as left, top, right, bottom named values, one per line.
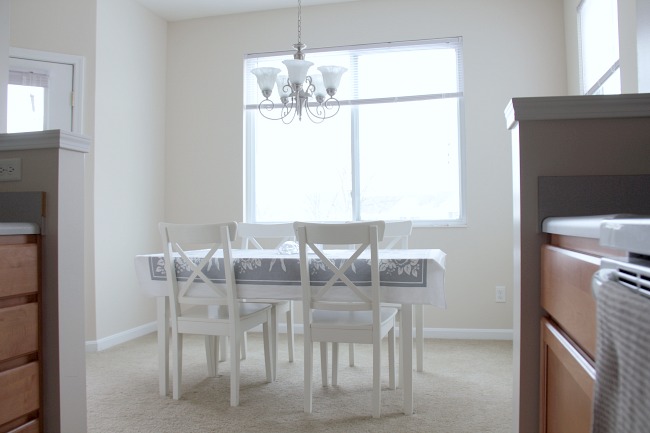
left=540, top=318, right=596, bottom=433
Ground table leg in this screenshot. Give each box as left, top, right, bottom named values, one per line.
left=415, top=304, right=424, bottom=372
left=157, top=296, right=169, bottom=396
left=401, top=303, right=414, bottom=415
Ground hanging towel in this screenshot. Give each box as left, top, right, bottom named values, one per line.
left=591, top=279, right=650, bottom=433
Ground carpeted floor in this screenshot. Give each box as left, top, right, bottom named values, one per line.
left=86, top=332, right=513, bottom=433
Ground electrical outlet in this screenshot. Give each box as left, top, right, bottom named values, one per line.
left=496, top=286, right=506, bottom=303
left=0, top=158, right=21, bottom=181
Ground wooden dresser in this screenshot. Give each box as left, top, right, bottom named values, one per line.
left=539, top=217, right=625, bottom=433
left=0, top=227, right=41, bottom=433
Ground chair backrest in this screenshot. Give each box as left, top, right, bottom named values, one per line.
left=237, top=222, right=295, bottom=250
left=294, top=221, right=385, bottom=313
left=381, top=220, right=412, bottom=249
left=159, top=222, right=238, bottom=324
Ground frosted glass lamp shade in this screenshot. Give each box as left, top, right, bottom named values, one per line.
left=282, top=59, right=313, bottom=85
left=276, top=75, right=291, bottom=98
left=251, top=67, right=281, bottom=95
left=310, top=74, right=327, bottom=101
left=318, top=66, right=347, bottom=91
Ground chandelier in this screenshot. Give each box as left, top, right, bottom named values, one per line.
left=250, top=0, right=347, bottom=124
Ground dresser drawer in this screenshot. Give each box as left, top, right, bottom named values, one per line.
left=0, top=362, right=40, bottom=427
left=540, top=318, right=596, bottom=433
left=541, top=244, right=599, bottom=359
left=0, top=244, right=38, bottom=299
left=0, top=303, right=38, bottom=363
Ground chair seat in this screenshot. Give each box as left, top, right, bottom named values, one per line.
left=181, top=303, right=272, bottom=321
left=312, top=307, right=398, bottom=329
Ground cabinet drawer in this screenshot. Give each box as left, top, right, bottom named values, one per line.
left=540, top=318, right=595, bottom=433
left=541, top=244, right=599, bottom=358
left=0, top=244, right=38, bottom=299
left=0, top=303, right=38, bottom=362
left=6, top=419, right=39, bottom=433
left=0, top=362, right=39, bottom=427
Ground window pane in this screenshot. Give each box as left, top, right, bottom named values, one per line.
left=7, top=85, right=45, bottom=133
left=358, top=99, right=461, bottom=221
left=252, top=107, right=352, bottom=222
left=579, top=0, right=620, bottom=94
left=357, top=47, right=459, bottom=99
left=246, top=38, right=465, bottom=225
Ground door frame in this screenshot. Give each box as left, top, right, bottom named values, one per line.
left=9, top=47, right=85, bottom=135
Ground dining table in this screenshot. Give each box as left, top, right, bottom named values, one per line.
left=134, top=247, right=447, bottom=415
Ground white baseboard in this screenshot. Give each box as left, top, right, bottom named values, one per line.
left=86, top=321, right=157, bottom=352
left=86, top=323, right=512, bottom=352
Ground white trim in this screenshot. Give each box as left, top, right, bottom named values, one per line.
left=504, top=93, right=650, bottom=130
left=0, top=129, right=91, bottom=153
left=85, top=321, right=157, bottom=352
left=9, top=47, right=85, bottom=135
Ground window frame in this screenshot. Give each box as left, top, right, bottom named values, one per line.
left=244, top=38, right=466, bottom=227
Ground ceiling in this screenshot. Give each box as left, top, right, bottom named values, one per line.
left=134, top=0, right=361, bottom=22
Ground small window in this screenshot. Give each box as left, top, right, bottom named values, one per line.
left=244, top=38, right=465, bottom=226
left=578, top=0, right=621, bottom=95
left=7, top=69, right=49, bottom=133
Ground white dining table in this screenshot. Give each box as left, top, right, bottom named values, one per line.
left=134, top=248, right=446, bottom=415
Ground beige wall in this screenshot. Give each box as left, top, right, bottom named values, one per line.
left=92, top=0, right=166, bottom=343
left=164, top=0, right=568, bottom=333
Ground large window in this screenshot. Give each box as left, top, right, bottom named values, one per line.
left=244, top=38, right=464, bottom=226
left=578, top=0, right=621, bottom=95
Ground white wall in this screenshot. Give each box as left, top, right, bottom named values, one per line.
left=638, top=0, right=650, bottom=92
left=93, top=0, right=167, bottom=342
left=164, top=0, right=568, bottom=333
left=0, top=0, right=9, bottom=133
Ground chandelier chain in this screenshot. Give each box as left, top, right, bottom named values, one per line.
left=297, top=0, right=302, bottom=44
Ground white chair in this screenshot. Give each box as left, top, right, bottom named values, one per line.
left=295, top=221, right=397, bottom=418
left=237, top=222, right=296, bottom=374
left=343, top=221, right=422, bottom=384
left=159, top=221, right=273, bottom=405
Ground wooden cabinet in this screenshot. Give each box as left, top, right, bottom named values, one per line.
left=0, top=234, right=41, bottom=433
left=539, top=234, right=621, bottom=433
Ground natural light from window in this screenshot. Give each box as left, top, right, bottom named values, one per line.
left=245, top=39, right=464, bottom=225
left=578, top=0, right=621, bottom=95
left=7, top=85, right=45, bottom=133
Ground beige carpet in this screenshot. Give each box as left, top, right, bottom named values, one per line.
left=86, top=333, right=512, bottom=433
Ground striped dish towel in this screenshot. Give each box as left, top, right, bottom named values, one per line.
left=592, top=279, right=650, bottom=433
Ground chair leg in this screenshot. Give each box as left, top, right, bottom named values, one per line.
left=320, top=342, right=328, bottom=387
left=286, top=302, right=295, bottom=363
left=172, top=332, right=182, bottom=400
left=271, top=305, right=278, bottom=380
left=229, top=332, right=240, bottom=407
left=388, top=327, right=396, bottom=390
left=349, top=343, right=355, bottom=366
left=263, top=320, right=273, bottom=383
left=304, top=335, right=313, bottom=413
left=219, top=335, right=227, bottom=362
left=372, top=337, right=381, bottom=418
left=397, top=311, right=404, bottom=389
left=416, top=304, right=424, bottom=372
left=332, top=342, right=339, bottom=386
left=241, top=332, right=248, bottom=360
left=205, top=336, right=219, bottom=377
